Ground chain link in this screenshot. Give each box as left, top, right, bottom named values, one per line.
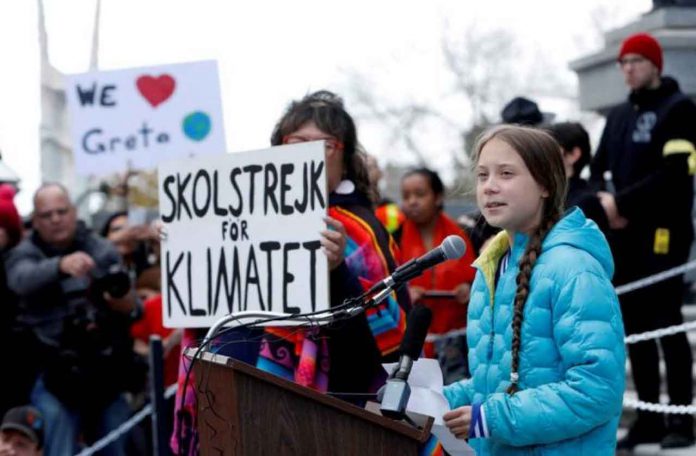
left=624, top=320, right=696, bottom=344
left=423, top=260, right=696, bottom=416
left=75, top=383, right=178, bottom=456
left=624, top=397, right=696, bottom=415
left=615, top=259, right=696, bottom=295
left=425, top=327, right=466, bottom=343
left=76, top=260, right=696, bottom=444
left=427, top=259, right=696, bottom=345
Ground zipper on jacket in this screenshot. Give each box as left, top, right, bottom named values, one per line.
left=484, top=285, right=496, bottom=397
left=487, top=279, right=495, bottom=362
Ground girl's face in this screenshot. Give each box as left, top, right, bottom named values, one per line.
left=284, top=121, right=345, bottom=193
left=476, top=138, right=548, bottom=236
left=401, top=174, right=442, bottom=226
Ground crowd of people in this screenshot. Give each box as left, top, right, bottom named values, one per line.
left=0, top=30, right=694, bottom=455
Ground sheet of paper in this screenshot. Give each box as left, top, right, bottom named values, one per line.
left=383, top=358, right=443, bottom=391
left=382, top=359, right=474, bottom=455
left=406, top=387, right=449, bottom=425
left=432, top=424, right=476, bottom=455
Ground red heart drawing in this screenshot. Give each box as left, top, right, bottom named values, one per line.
left=136, top=74, right=176, bottom=107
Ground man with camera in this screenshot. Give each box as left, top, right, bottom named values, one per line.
left=5, top=183, right=143, bottom=456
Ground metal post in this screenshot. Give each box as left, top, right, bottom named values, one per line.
left=148, top=335, right=167, bottom=456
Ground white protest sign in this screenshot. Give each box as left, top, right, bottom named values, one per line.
left=158, top=142, right=329, bottom=328
left=66, top=60, right=225, bottom=176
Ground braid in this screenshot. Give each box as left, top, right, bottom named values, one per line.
left=506, top=212, right=561, bottom=395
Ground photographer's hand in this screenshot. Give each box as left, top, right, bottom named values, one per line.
left=59, top=251, right=96, bottom=277
left=104, top=288, right=138, bottom=316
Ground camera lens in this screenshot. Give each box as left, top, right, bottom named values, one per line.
left=104, top=271, right=130, bottom=298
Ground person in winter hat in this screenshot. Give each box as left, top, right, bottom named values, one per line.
left=0, top=184, right=22, bottom=251
left=592, top=31, right=696, bottom=450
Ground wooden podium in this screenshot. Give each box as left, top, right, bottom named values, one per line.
left=190, top=349, right=433, bottom=455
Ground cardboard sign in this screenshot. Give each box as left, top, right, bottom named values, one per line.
left=66, top=60, right=225, bottom=176
left=158, top=142, right=329, bottom=328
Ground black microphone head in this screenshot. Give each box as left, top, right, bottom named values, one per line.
left=400, top=305, right=432, bottom=360
left=441, top=235, right=466, bottom=260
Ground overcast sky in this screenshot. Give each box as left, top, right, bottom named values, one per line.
left=0, top=0, right=652, bottom=214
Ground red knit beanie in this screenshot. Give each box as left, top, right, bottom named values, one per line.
left=0, top=184, right=21, bottom=249
left=618, top=33, right=663, bottom=73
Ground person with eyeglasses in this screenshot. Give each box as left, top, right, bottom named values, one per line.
left=4, top=183, right=145, bottom=456
left=169, top=91, right=416, bottom=455
left=590, top=32, right=696, bottom=451
left=254, top=91, right=410, bottom=402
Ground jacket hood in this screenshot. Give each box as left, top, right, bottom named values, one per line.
left=541, top=207, right=614, bottom=278
left=474, top=208, right=613, bottom=294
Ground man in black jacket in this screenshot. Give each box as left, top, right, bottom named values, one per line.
left=5, top=183, right=143, bottom=456
left=591, top=32, right=696, bottom=450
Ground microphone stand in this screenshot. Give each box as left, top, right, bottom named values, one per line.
left=203, top=309, right=346, bottom=350
left=204, top=276, right=406, bottom=344
left=202, top=292, right=376, bottom=349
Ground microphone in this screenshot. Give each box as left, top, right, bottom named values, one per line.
left=379, top=305, right=432, bottom=420
left=338, top=235, right=465, bottom=320
left=366, top=235, right=466, bottom=296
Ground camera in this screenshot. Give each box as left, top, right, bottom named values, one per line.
left=91, top=264, right=131, bottom=299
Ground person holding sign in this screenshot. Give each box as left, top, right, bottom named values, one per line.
left=169, top=91, right=411, bottom=455
left=397, top=168, right=476, bottom=383
left=255, top=90, right=411, bottom=398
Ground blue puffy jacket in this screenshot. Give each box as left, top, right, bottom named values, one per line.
left=443, top=208, right=625, bottom=455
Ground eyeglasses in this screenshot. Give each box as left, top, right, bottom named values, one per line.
left=35, top=207, right=70, bottom=221
left=282, top=134, right=344, bottom=152
left=618, top=56, right=648, bottom=67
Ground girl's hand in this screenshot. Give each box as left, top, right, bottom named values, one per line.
left=443, top=406, right=472, bottom=439
left=321, top=216, right=347, bottom=271
left=454, top=283, right=471, bottom=305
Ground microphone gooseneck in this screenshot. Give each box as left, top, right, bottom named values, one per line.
left=399, top=305, right=433, bottom=361
left=380, top=305, right=433, bottom=420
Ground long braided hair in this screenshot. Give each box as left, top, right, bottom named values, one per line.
left=472, top=125, right=567, bottom=395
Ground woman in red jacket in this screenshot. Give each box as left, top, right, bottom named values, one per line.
left=399, top=168, right=476, bottom=382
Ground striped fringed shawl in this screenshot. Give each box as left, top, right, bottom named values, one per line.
left=256, top=193, right=409, bottom=393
